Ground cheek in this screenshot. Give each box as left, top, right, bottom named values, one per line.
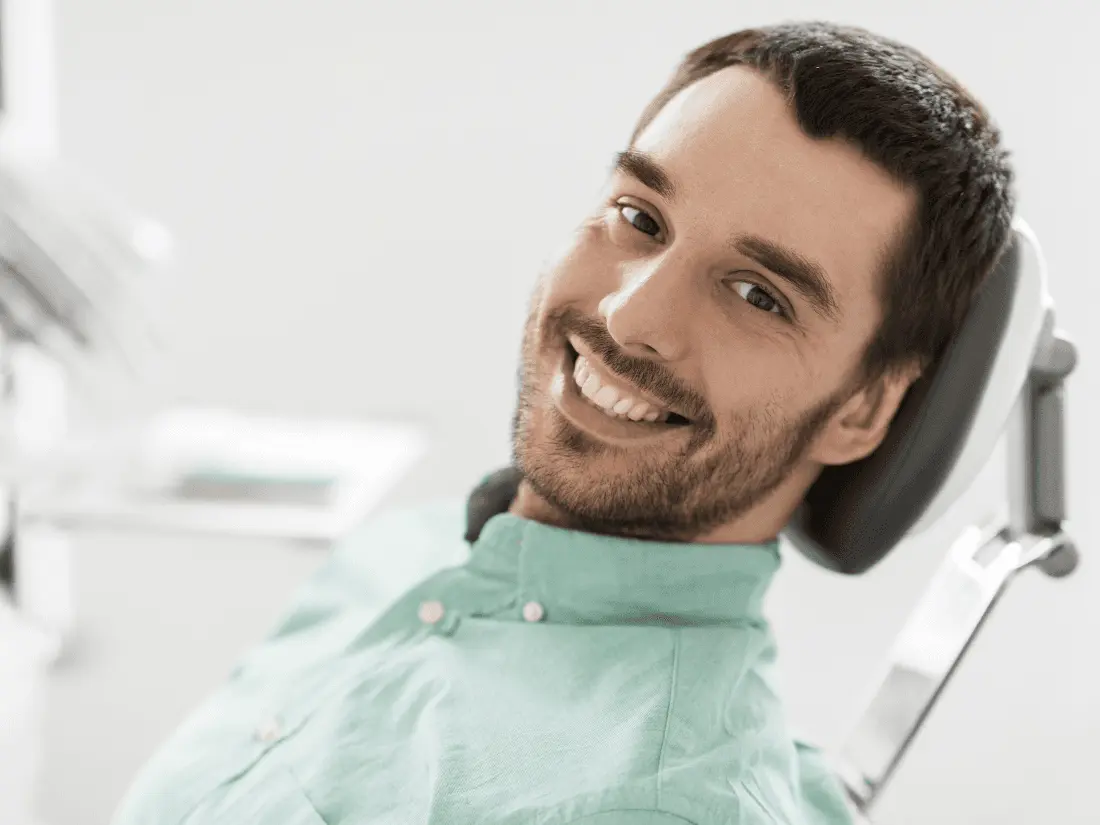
left=701, top=345, right=811, bottom=418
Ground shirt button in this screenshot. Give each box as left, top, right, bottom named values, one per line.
left=255, top=717, right=282, bottom=743
left=522, top=601, right=545, bottom=622
left=418, top=599, right=445, bottom=624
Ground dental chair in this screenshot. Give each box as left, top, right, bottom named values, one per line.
left=465, top=217, right=1079, bottom=823
left=787, top=216, right=1078, bottom=819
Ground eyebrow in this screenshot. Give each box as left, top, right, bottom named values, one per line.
left=610, top=149, right=841, bottom=323
left=731, top=234, right=841, bottom=323
left=612, top=149, right=678, bottom=202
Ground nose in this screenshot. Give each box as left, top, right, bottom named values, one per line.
left=598, top=258, right=691, bottom=361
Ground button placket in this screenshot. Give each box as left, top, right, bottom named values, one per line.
left=517, top=531, right=545, bottom=623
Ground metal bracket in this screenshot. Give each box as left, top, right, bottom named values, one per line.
left=836, top=323, right=1078, bottom=817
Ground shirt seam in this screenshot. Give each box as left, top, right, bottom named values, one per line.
left=655, top=629, right=682, bottom=811
left=564, top=810, right=698, bottom=824
left=740, top=776, right=782, bottom=823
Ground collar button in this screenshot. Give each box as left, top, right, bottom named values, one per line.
left=418, top=600, right=445, bottom=624
left=522, top=601, right=545, bottom=622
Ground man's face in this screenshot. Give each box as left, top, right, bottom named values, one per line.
left=511, top=66, right=916, bottom=542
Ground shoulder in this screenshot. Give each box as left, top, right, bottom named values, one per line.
left=650, top=634, right=853, bottom=825
left=110, top=498, right=470, bottom=825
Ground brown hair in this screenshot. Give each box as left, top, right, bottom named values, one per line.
left=629, top=21, right=1015, bottom=382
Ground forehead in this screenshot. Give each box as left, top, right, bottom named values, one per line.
left=631, top=66, right=916, bottom=322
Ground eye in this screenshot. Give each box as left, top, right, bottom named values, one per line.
left=616, top=203, right=662, bottom=239
left=729, top=279, right=788, bottom=319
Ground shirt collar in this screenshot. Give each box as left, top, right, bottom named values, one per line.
left=462, top=469, right=780, bottom=627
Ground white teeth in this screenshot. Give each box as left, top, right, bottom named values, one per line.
left=575, top=356, right=590, bottom=384
left=593, top=386, right=619, bottom=407
left=581, top=373, right=600, bottom=398
left=571, top=351, right=676, bottom=423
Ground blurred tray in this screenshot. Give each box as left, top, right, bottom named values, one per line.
left=20, top=407, right=428, bottom=544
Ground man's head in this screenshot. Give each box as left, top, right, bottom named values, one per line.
left=510, top=21, right=1015, bottom=543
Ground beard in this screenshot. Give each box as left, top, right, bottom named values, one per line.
left=509, top=298, right=848, bottom=543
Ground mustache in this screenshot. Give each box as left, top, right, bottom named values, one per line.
left=550, top=307, right=707, bottom=424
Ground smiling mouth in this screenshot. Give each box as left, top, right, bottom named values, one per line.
left=564, top=340, right=692, bottom=426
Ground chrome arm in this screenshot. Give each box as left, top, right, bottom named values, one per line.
left=836, top=526, right=1071, bottom=811
left=837, top=324, right=1078, bottom=817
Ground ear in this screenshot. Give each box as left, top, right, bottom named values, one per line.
left=809, top=359, right=923, bottom=466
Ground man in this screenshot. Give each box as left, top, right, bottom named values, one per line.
left=112, top=20, right=1013, bottom=825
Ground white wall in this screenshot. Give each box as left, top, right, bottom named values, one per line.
left=35, top=1, right=1100, bottom=824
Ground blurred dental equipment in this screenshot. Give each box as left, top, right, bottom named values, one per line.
left=0, top=5, right=426, bottom=823
left=0, top=128, right=174, bottom=623
left=0, top=125, right=427, bottom=655
left=0, top=59, right=180, bottom=817
left=0, top=148, right=425, bottom=818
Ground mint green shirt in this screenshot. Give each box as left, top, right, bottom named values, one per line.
left=111, top=498, right=854, bottom=825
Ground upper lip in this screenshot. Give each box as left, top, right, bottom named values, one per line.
left=567, top=335, right=691, bottom=421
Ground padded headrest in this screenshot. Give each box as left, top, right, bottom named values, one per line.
left=466, top=221, right=1051, bottom=576
left=787, top=221, right=1050, bottom=573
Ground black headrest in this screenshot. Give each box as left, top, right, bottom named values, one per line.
left=466, top=238, right=1021, bottom=575
left=786, top=238, right=1019, bottom=574
left=465, top=466, right=524, bottom=545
